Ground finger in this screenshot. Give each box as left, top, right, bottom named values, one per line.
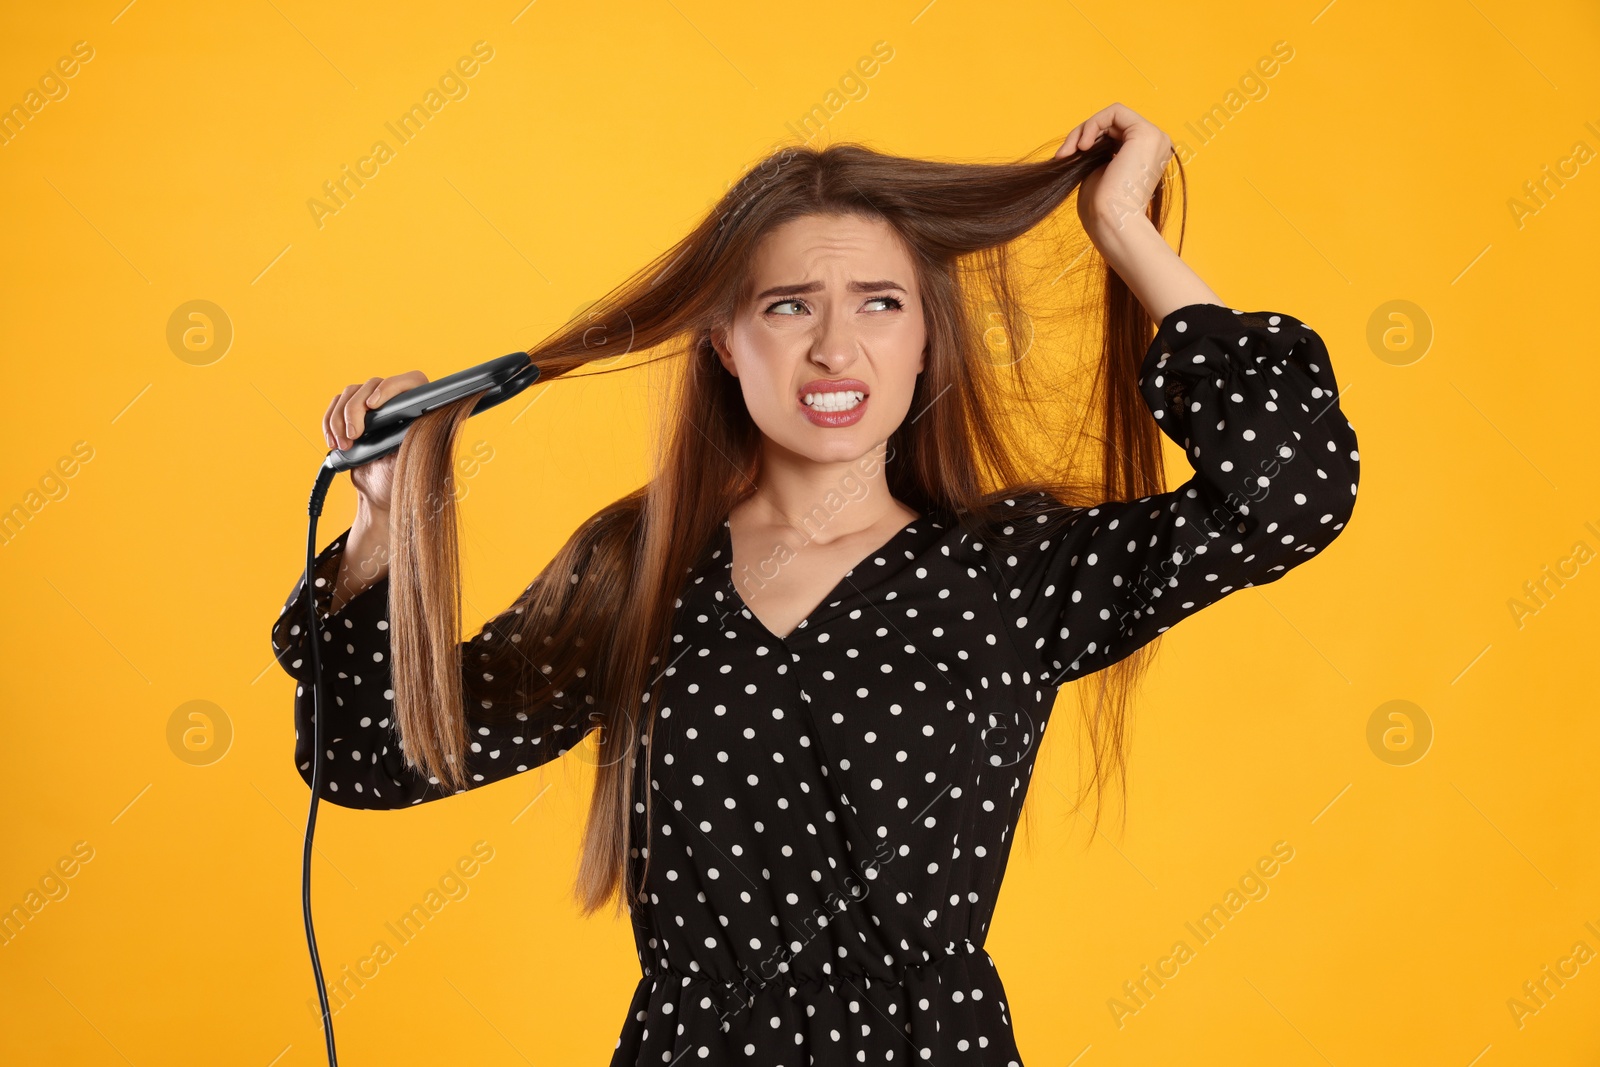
left=332, top=383, right=366, bottom=449
left=327, top=384, right=361, bottom=450
left=1087, top=103, right=1140, bottom=147
left=321, top=391, right=343, bottom=449
left=1105, top=104, right=1155, bottom=143
left=343, top=377, right=384, bottom=443
left=1083, top=103, right=1118, bottom=136
left=1055, top=121, right=1084, bottom=158
left=366, top=370, right=426, bottom=409
left=1103, top=101, right=1133, bottom=129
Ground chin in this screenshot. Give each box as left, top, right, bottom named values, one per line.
left=785, top=428, right=886, bottom=466
left=753, top=403, right=904, bottom=466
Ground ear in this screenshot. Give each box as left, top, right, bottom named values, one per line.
left=710, top=326, right=738, bottom=377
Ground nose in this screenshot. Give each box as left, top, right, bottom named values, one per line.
left=809, top=307, right=857, bottom=371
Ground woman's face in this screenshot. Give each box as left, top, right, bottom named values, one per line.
left=712, top=212, right=927, bottom=466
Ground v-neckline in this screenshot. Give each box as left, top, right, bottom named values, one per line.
left=718, top=513, right=925, bottom=643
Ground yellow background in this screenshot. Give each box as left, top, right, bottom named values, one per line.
left=3, top=1, right=1597, bottom=1063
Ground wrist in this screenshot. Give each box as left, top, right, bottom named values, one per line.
left=1085, top=202, right=1160, bottom=253
left=1082, top=209, right=1221, bottom=323
left=355, top=497, right=391, bottom=527
left=340, top=503, right=394, bottom=600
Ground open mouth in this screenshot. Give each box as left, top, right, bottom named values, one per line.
left=801, top=389, right=867, bottom=413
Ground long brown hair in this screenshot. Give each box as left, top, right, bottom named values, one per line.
left=387, top=134, right=1187, bottom=916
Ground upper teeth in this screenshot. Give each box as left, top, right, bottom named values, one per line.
left=804, top=390, right=865, bottom=412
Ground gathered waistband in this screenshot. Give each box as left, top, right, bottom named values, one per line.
left=643, top=938, right=990, bottom=996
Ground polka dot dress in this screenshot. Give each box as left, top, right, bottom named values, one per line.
left=273, top=303, right=1360, bottom=1064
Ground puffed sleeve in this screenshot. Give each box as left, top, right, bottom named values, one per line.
left=270, top=528, right=598, bottom=809
left=979, top=302, right=1360, bottom=688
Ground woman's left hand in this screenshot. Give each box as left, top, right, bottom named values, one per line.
left=1055, top=103, right=1173, bottom=236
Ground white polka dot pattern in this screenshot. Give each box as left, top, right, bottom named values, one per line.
left=270, top=302, right=1359, bottom=1064
left=270, top=539, right=597, bottom=806
left=979, top=302, right=1360, bottom=688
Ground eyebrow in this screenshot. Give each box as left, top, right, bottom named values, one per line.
left=753, top=279, right=906, bottom=301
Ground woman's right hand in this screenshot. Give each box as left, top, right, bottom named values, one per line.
left=323, top=371, right=429, bottom=513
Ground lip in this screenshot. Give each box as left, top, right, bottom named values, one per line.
left=797, top=378, right=869, bottom=428
left=798, top=377, right=870, bottom=398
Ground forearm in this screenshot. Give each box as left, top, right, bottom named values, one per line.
left=332, top=499, right=391, bottom=614
left=1085, top=210, right=1223, bottom=324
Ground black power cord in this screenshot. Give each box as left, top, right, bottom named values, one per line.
left=302, top=460, right=341, bottom=1066
left=288, top=352, right=538, bottom=1067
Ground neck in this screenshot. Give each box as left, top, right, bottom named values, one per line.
left=742, top=438, right=910, bottom=542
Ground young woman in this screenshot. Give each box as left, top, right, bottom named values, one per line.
left=272, top=103, right=1360, bottom=1064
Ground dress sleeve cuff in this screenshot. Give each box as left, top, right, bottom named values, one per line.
left=1138, top=303, right=1326, bottom=445
left=270, top=529, right=391, bottom=682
